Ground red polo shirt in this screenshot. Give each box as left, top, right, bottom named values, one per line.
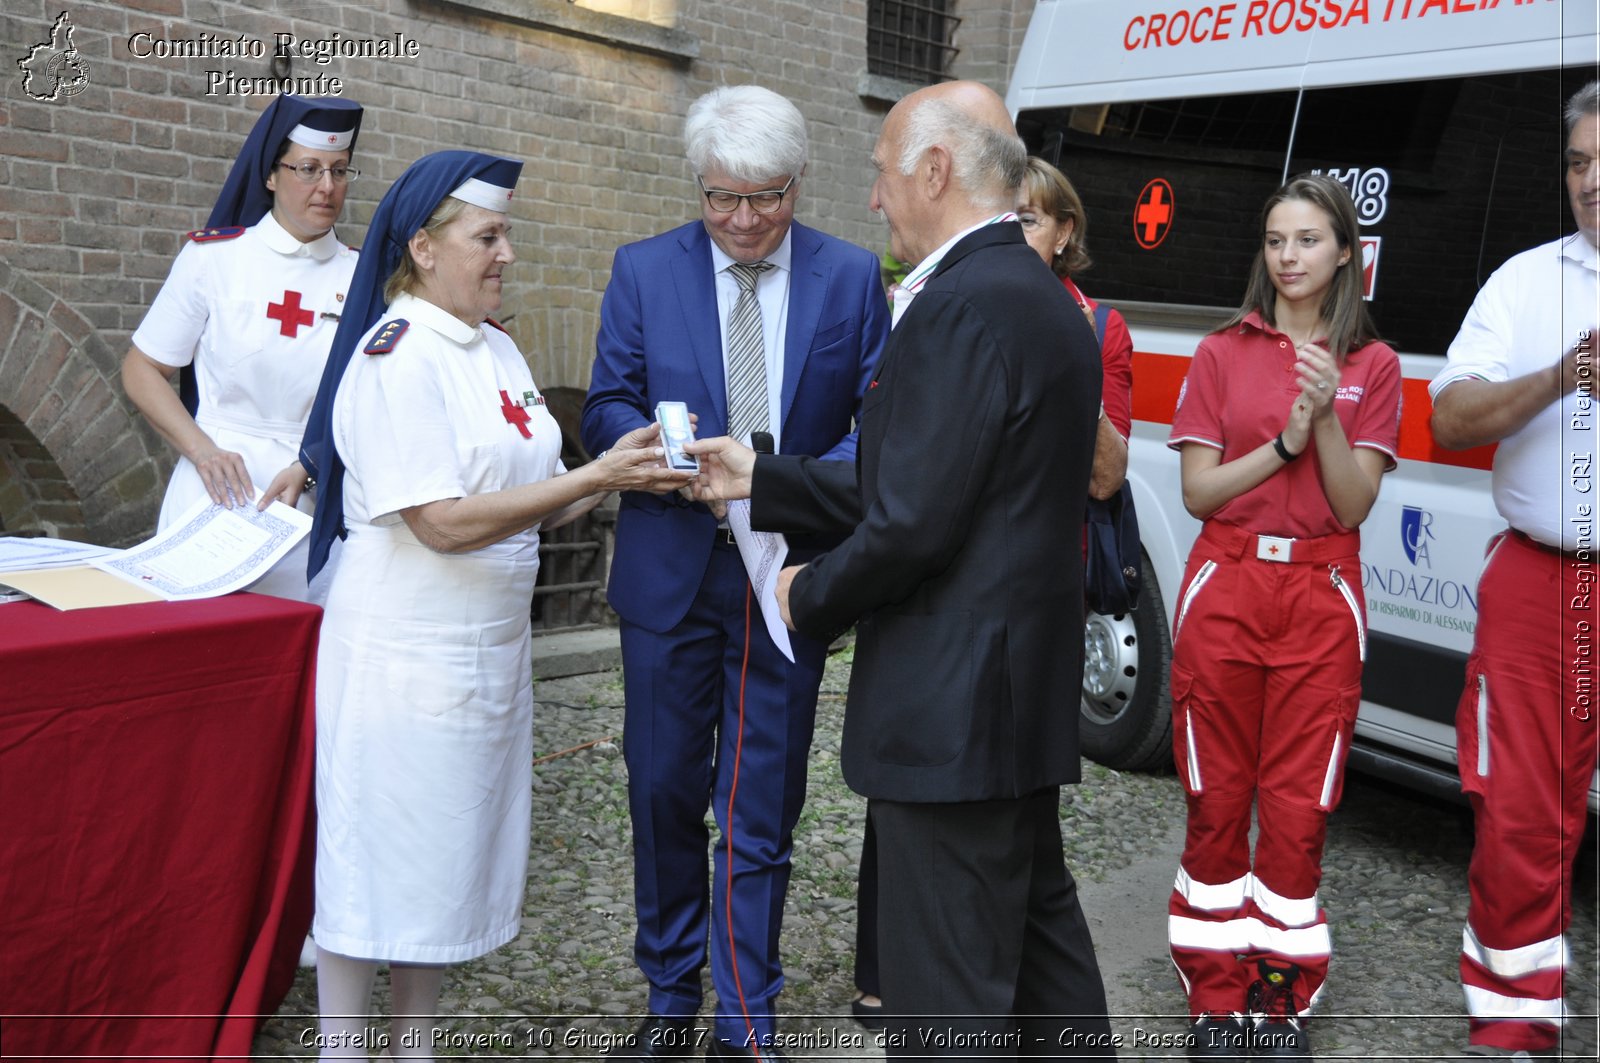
left=1168, top=311, right=1402, bottom=538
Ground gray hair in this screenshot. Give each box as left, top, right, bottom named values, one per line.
left=1567, top=81, right=1600, bottom=135
left=684, top=85, right=808, bottom=182
left=897, top=97, right=1026, bottom=211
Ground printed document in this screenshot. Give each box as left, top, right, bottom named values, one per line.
left=92, top=497, right=311, bottom=600
left=725, top=499, right=794, bottom=663
left=0, top=536, right=114, bottom=572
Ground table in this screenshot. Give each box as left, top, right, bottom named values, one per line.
left=0, top=594, right=321, bottom=1060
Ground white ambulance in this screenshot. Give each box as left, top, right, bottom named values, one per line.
left=1007, top=0, right=1599, bottom=805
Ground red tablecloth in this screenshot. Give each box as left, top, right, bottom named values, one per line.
left=0, top=594, right=320, bottom=1061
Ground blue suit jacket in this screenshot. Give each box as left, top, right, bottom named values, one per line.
left=582, top=219, right=889, bottom=633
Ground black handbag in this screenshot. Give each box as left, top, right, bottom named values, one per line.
left=1084, top=483, right=1141, bottom=616
left=1080, top=301, right=1141, bottom=616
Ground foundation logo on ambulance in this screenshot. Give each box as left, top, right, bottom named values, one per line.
left=1363, top=500, right=1478, bottom=642
left=1401, top=505, right=1435, bottom=568
left=18, top=11, right=90, bottom=101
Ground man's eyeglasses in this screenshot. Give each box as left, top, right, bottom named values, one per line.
left=698, top=175, right=794, bottom=215
left=276, top=162, right=359, bottom=185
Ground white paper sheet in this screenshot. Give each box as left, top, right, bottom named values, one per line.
left=725, top=499, right=794, bottom=663
left=91, top=496, right=311, bottom=600
left=0, top=536, right=114, bottom=572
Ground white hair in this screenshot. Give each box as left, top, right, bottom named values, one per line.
left=684, top=85, right=808, bottom=182
left=896, top=97, right=1027, bottom=211
left=1567, top=81, right=1600, bottom=135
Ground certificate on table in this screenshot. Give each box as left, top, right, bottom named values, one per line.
left=92, top=497, right=311, bottom=600
left=0, top=536, right=114, bottom=571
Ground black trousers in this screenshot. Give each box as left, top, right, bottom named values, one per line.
left=869, top=789, right=1116, bottom=1059
left=854, top=816, right=881, bottom=997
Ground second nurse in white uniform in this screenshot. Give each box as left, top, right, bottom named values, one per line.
left=123, top=95, right=363, bottom=602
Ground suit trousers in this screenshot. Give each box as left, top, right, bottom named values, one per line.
left=854, top=818, right=881, bottom=998
left=619, top=543, right=826, bottom=1043
left=870, top=789, right=1115, bottom=1059
left=1457, top=531, right=1598, bottom=1053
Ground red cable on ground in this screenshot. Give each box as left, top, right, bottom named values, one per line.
left=724, top=583, right=763, bottom=1061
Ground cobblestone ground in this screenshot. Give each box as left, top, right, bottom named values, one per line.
left=255, top=648, right=1598, bottom=1061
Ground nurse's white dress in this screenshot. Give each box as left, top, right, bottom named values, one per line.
left=312, top=292, right=562, bottom=963
left=129, top=212, right=357, bottom=602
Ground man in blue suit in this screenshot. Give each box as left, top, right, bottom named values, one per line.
left=581, top=85, right=889, bottom=1060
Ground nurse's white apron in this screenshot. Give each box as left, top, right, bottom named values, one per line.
left=312, top=520, right=537, bottom=963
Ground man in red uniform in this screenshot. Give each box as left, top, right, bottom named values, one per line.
left=1430, top=82, right=1600, bottom=1058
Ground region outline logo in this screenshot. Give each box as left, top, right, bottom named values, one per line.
left=18, top=11, right=90, bottom=101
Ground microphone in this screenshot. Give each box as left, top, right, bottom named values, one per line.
left=751, top=431, right=774, bottom=455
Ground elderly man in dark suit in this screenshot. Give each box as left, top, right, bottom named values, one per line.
left=582, top=85, right=888, bottom=1060
left=688, top=80, right=1114, bottom=1058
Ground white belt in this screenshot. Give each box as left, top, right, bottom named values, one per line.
left=196, top=411, right=305, bottom=442
left=345, top=518, right=540, bottom=564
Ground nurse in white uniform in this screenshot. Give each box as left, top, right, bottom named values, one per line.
left=123, top=95, right=363, bottom=602
left=296, top=152, right=693, bottom=1061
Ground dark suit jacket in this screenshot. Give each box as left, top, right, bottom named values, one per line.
left=752, top=223, right=1101, bottom=802
left=581, top=220, right=889, bottom=633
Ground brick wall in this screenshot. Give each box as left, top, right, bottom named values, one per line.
left=0, top=0, right=1037, bottom=543
left=950, top=0, right=1034, bottom=93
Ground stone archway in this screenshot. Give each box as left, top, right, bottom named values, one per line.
left=0, top=406, right=88, bottom=540
left=0, top=264, right=168, bottom=547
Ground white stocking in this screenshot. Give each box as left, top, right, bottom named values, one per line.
left=315, top=947, right=379, bottom=1060
left=389, top=962, right=448, bottom=1060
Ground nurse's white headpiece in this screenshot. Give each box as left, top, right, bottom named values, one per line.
left=285, top=108, right=360, bottom=152
left=448, top=158, right=520, bottom=213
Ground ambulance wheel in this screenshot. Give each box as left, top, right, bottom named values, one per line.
left=1080, top=549, right=1173, bottom=772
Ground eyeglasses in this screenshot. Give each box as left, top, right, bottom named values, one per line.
left=276, top=162, right=359, bottom=185
left=698, top=175, right=795, bottom=215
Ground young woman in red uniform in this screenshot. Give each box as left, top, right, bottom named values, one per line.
left=1165, top=174, right=1402, bottom=1060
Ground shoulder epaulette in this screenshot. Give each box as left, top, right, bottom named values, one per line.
left=484, top=317, right=509, bottom=335
left=364, top=318, right=409, bottom=355
left=186, top=226, right=246, bottom=243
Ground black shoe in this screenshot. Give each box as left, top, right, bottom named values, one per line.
left=1187, top=1014, right=1247, bottom=1059
left=850, top=992, right=886, bottom=1032
left=606, top=1015, right=698, bottom=1061
left=705, top=1039, right=788, bottom=1060
left=1246, top=959, right=1312, bottom=1058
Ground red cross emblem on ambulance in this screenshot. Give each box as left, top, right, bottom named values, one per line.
left=1134, top=178, right=1175, bottom=250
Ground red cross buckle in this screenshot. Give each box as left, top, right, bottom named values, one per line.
left=1255, top=535, right=1293, bottom=563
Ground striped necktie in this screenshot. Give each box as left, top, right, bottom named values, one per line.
left=725, top=261, right=774, bottom=443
